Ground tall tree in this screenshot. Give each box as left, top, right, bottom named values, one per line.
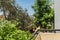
left=32, top=0, right=54, bottom=29
left=0, top=0, right=32, bottom=30
left=0, top=0, right=15, bottom=19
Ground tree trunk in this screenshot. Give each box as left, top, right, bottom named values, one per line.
left=3, top=9, right=6, bottom=19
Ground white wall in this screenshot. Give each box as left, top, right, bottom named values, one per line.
left=54, top=0, right=60, bottom=29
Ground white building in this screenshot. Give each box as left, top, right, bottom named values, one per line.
left=54, top=0, right=60, bottom=29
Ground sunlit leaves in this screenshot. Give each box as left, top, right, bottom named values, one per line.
left=33, top=0, right=54, bottom=29
left=0, top=20, right=32, bottom=40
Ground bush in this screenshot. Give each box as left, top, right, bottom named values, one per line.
left=0, top=20, right=32, bottom=40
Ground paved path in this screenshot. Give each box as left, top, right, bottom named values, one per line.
left=35, top=33, right=60, bottom=40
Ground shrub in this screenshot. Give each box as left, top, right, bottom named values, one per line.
left=0, top=20, right=32, bottom=40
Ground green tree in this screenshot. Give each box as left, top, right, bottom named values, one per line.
left=15, top=8, right=32, bottom=30
left=32, top=0, right=54, bottom=29
left=0, top=0, right=15, bottom=19
left=0, top=0, right=32, bottom=30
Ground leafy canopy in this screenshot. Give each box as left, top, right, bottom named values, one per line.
left=32, top=0, right=54, bottom=29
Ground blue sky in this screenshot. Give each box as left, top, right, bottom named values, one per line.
left=16, top=0, right=35, bottom=15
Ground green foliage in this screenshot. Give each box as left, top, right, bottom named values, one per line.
left=0, top=20, right=32, bottom=40
left=33, top=0, right=54, bottom=29
left=0, top=0, right=32, bottom=30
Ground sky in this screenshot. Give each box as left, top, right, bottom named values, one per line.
left=16, top=0, right=35, bottom=15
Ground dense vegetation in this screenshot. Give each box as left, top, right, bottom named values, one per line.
left=32, top=0, right=54, bottom=29
left=0, top=0, right=32, bottom=30
left=0, top=0, right=54, bottom=40
left=0, top=20, right=32, bottom=40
